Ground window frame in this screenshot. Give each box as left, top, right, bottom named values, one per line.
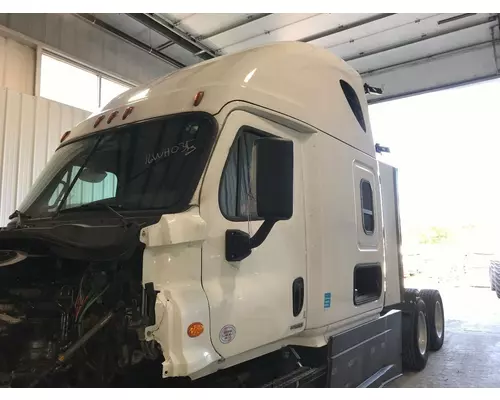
left=353, top=263, right=382, bottom=306
left=218, top=125, right=277, bottom=222
left=39, top=50, right=135, bottom=111
left=360, top=179, right=375, bottom=235
left=21, top=111, right=218, bottom=220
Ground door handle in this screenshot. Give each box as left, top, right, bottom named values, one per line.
left=292, top=277, right=304, bottom=317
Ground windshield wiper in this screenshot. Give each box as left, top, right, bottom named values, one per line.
left=52, top=136, right=104, bottom=219
left=59, top=203, right=129, bottom=228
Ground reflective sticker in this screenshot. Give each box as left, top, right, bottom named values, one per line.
left=324, top=292, right=331, bottom=309
left=219, top=324, right=236, bottom=344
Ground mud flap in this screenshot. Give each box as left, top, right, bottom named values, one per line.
left=326, top=309, right=403, bottom=388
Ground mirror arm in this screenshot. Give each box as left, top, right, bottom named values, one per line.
left=249, top=220, right=277, bottom=249
left=225, top=220, right=277, bottom=262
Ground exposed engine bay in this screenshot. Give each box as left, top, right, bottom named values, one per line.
left=0, top=222, right=161, bottom=388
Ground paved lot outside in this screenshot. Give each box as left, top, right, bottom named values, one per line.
left=389, top=286, right=500, bottom=387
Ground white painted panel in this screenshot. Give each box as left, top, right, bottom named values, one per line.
left=32, top=97, right=49, bottom=181
left=362, top=43, right=500, bottom=102
left=161, top=13, right=257, bottom=38
left=17, top=94, right=35, bottom=205
left=0, top=90, right=22, bottom=224
left=334, top=14, right=491, bottom=60
left=311, top=13, right=439, bottom=49
left=0, top=13, right=174, bottom=84
left=349, top=23, right=495, bottom=73
left=204, top=14, right=317, bottom=51
left=47, top=101, right=62, bottom=160
left=0, top=87, right=90, bottom=226
left=379, top=162, right=402, bottom=307
left=0, top=35, right=35, bottom=95
left=0, top=90, right=6, bottom=218
left=221, top=14, right=379, bottom=55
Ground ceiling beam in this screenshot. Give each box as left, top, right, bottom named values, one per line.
left=299, top=14, right=396, bottom=43
left=75, top=14, right=185, bottom=69
left=126, top=13, right=217, bottom=60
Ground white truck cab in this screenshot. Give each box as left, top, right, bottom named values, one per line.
left=0, top=42, right=444, bottom=388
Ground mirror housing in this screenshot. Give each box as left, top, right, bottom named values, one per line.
left=226, top=137, right=294, bottom=262
left=252, top=137, right=294, bottom=220
left=79, top=168, right=107, bottom=183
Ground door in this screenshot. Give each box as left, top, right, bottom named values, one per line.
left=200, top=110, right=307, bottom=359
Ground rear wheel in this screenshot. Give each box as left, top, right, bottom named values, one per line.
left=419, top=289, right=444, bottom=351
left=490, top=262, right=497, bottom=291
left=402, top=298, right=429, bottom=371
left=495, top=271, right=500, bottom=299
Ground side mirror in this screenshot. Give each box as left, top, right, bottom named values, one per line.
left=226, top=137, right=294, bottom=262
left=79, top=168, right=107, bottom=183
left=252, top=137, right=294, bottom=220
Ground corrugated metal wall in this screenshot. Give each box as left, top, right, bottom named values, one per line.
left=0, top=13, right=174, bottom=85
left=0, top=35, right=35, bottom=95
left=0, top=87, right=89, bottom=225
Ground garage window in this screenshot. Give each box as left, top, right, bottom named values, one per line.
left=340, top=79, right=366, bottom=132
left=40, top=53, right=132, bottom=112
left=361, top=179, right=374, bottom=234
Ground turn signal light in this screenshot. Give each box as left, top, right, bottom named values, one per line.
left=187, top=322, right=204, bottom=338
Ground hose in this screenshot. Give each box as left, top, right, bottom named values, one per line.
left=28, top=309, right=117, bottom=388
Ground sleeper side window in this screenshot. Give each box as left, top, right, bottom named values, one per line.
left=219, top=129, right=264, bottom=221
left=360, top=179, right=374, bottom=234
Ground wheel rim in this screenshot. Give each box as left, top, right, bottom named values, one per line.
left=417, top=311, right=428, bottom=355
left=434, top=301, right=444, bottom=339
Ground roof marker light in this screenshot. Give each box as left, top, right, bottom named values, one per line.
left=107, top=110, right=119, bottom=124
left=94, top=115, right=105, bottom=128
left=193, top=91, right=204, bottom=107
left=60, top=130, right=71, bottom=143
left=122, top=106, right=134, bottom=120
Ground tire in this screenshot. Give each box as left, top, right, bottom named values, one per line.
left=403, top=288, right=420, bottom=304
left=402, top=298, right=429, bottom=371
left=419, top=289, right=445, bottom=351
left=494, top=268, right=500, bottom=299
left=490, top=262, right=497, bottom=291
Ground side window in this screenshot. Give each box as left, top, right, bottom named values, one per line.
left=219, top=129, right=264, bottom=220
left=340, top=79, right=366, bottom=132
left=360, top=179, right=374, bottom=234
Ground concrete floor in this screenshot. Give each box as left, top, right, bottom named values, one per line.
left=388, top=286, right=500, bottom=387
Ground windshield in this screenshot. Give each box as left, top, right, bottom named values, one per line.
left=19, top=112, right=216, bottom=219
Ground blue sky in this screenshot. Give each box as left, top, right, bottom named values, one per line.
left=369, top=77, right=500, bottom=234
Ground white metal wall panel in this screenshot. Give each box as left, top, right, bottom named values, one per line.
left=311, top=14, right=439, bottom=49
left=220, top=13, right=379, bottom=55
left=351, top=22, right=496, bottom=74
left=0, top=35, right=35, bottom=95
left=0, top=13, right=174, bottom=85
left=0, top=87, right=89, bottom=225
left=363, top=43, right=500, bottom=102
left=204, top=14, right=318, bottom=51
left=161, top=13, right=259, bottom=38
